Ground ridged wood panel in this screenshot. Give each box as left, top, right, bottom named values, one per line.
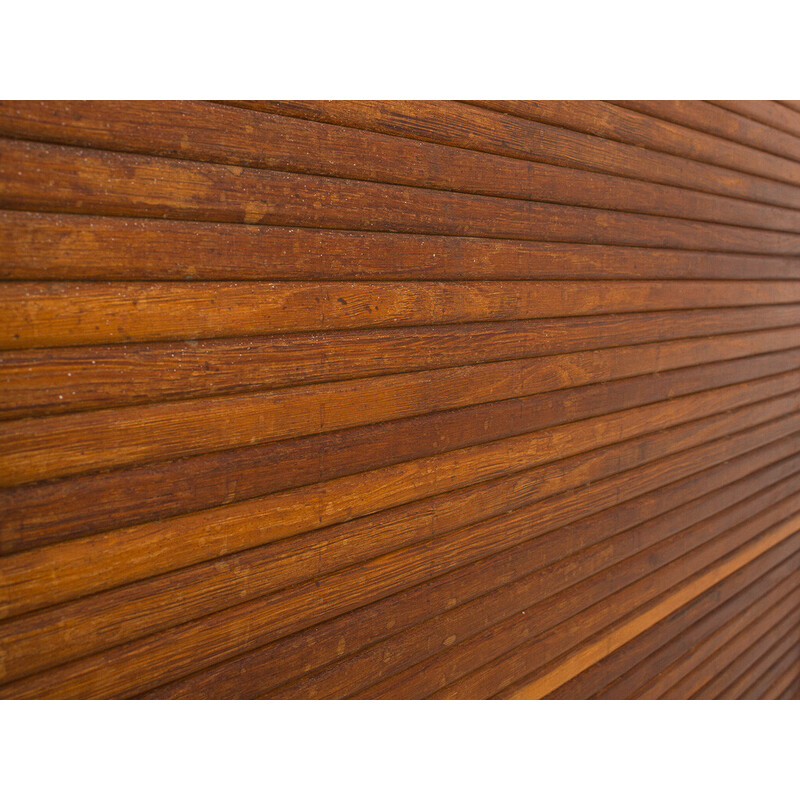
left=1, top=100, right=799, bottom=699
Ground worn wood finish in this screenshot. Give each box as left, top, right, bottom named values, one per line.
left=5, top=102, right=800, bottom=234
left=467, top=101, right=800, bottom=187
left=6, top=315, right=800, bottom=421
left=611, top=102, right=800, bottom=164
left=711, top=102, right=800, bottom=139
left=1, top=101, right=798, bottom=699
left=228, top=102, right=800, bottom=210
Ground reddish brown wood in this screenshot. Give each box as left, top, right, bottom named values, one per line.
left=1, top=101, right=798, bottom=699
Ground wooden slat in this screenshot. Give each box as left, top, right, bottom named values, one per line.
left=3, top=102, right=800, bottom=699
left=4, top=422, right=800, bottom=699
left=498, top=515, right=800, bottom=699
left=762, top=653, right=800, bottom=699
left=144, top=472, right=800, bottom=700
left=6, top=334, right=800, bottom=490
left=6, top=350, right=798, bottom=559
left=363, top=481, right=800, bottom=699
left=11, top=280, right=800, bottom=352
left=7, top=314, right=800, bottom=421
left=777, top=675, right=800, bottom=699
left=5, top=139, right=800, bottom=254
left=715, top=620, right=800, bottom=699
left=3, top=101, right=800, bottom=235
left=229, top=101, right=800, bottom=210
left=630, top=578, right=800, bottom=699
left=4, top=388, right=800, bottom=683
left=547, top=564, right=800, bottom=699
left=268, top=467, right=800, bottom=700
left=468, top=101, right=800, bottom=187
left=6, top=381, right=798, bottom=623
left=606, top=566, right=800, bottom=700
left=5, top=211, right=800, bottom=283
left=612, top=101, right=800, bottom=164
left=711, top=101, right=800, bottom=139
left=659, top=593, right=800, bottom=699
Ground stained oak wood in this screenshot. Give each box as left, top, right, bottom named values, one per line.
left=711, top=101, right=800, bottom=139
left=6, top=389, right=800, bottom=622
left=228, top=101, right=800, bottom=210
left=5, top=211, right=800, bottom=282
left=270, top=470, right=800, bottom=700
left=11, top=280, right=800, bottom=352
left=611, top=101, right=800, bottom=164
left=6, top=354, right=796, bottom=556
left=5, top=315, right=800, bottom=421
left=547, top=563, right=800, bottom=699
left=667, top=596, right=800, bottom=699
left=4, top=395, right=799, bottom=683
left=467, top=101, right=800, bottom=186
left=5, top=139, right=800, bottom=254
left=1, top=101, right=798, bottom=699
left=142, top=449, right=800, bottom=699
left=5, top=338, right=800, bottom=490
left=497, top=517, right=800, bottom=699
left=3, top=102, right=800, bottom=234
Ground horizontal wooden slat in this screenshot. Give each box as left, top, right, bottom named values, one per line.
left=605, top=567, right=800, bottom=700
left=711, top=101, right=800, bottom=139
left=5, top=378, right=797, bottom=622
left=362, top=481, right=800, bottom=699
left=725, top=620, right=800, bottom=700
left=549, top=563, right=800, bottom=699
left=660, top=592, right=800, bottom=699
left=6, top=351, right=797, bottom=556
left=3, top=101, right=800, bottom=235
left=4, top=386, right=798, bottom=683
left=742, top=636, right=800, bottom=698
left=4, top=210, right=800, bottom=283
left=229, top=101, right=800, bottom=211
left=6, top=333, right=800, bottom=489
left=6, top=280, right=800, bottom=353
left=7, top=313, right=800, bottom=421
left=498, top=514, right=800, bottom=699
left=763, top=653, right=800, bottom=699
left=622, top=576, right=800, bottom=699
left=143, top=463, right=800, bottom=700
left=270, top=466, right=800, bottom=700
left=777, top=675, right=800, bottom=699
left=714, top=618, right=800, bottom=699
left=4, top=416, right=800, bottom=699
left=468, top=101, right=800, bottom=187
left=4, top=139, right=800, bottom=254
left=612, top=101, right=800, bottom=164
left=3, top=101, right=799, bottom=699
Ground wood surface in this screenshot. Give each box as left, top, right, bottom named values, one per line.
left=1, top=100, right=798, bottom=699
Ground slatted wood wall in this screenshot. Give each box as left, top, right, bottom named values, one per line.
left=1, top=100, right=800, bottom=700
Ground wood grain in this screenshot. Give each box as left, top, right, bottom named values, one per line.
left=500, top=515, right=800, bottom=699
left=611, top=101, right=800, bottom=164
left=6, top=138, right=800, bottom=254
left=467, top=101, right=800, bottom=187
left=3, top=102, right=800, bottom=234
left=2, top=101, right=798, bottom=699
left=711, top=101, right=800, bottom=138
left=143, top=444, right=800, bottom=698
left=228, top=101, right=800, bottom=210
left=547, top=563, right=800, bottom=698
left=5, top=314, right=800, bottom=421
left=4, top=210, right=800, bottom=283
